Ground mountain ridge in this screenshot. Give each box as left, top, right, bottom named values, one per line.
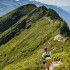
left=0, top=4, right=70, bottom=70
left=0, top=4, right=67, bottom=46
left=0, top=0, right=70, bottom=26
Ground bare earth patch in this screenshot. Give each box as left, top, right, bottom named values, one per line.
left=49, top=61, right=63, bottom=70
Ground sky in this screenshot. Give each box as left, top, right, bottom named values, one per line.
left=16, top=0, right=19, bottom=1
left=15, top=0, right=70, bottom=13
left=30, top=0, right=70, bottom=7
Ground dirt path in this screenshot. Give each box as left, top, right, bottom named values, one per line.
left=49, top=61, right=63, bottom=70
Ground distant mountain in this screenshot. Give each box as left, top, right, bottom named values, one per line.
left=62, top=6, right=70, bottom=13
left=0, top=0, right=70, bottom=27
left=43, top=4, right=70, bottom=27
left=29, top=1, right=70, bottom=27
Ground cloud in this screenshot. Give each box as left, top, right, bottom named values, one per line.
left=31, top=0, right=70, bottom=7
left=16, top=0, right=19, bottom=1
left=30, top=0, right=34, bottom=1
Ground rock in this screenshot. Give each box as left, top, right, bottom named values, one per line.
left=63, top=37, right=70, bottom=42
left=48, top=42, right=51, bottom=44
left=37, top=49, right=43, bottom=53
left=54, top=34, right=63, bottom=42
left=52, top=31, right=54, bottom=33
left=54, top=34, right=70, bottom=42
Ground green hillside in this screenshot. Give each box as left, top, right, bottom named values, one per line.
left=0, top=4, right=37, bottom=33
left=0, top=4, right=70, bottom=70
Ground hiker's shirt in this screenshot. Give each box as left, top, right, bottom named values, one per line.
left=42, top=52, right=50, bottom=62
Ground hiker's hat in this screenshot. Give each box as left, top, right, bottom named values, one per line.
left=43, top=47, right=47, bottom=50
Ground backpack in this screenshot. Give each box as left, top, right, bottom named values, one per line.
left=44, top=52, right=50, bottom=58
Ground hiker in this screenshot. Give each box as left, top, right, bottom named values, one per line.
left=42, top=47, right=51, bottom=70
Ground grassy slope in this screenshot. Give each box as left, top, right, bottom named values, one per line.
left=0, top=6, right=49, bottom=45
left=0, top=17, right=70, bottom=70
left=0, top=4, right=37, bottom=33
left=0, top=4, right=70, bottom=70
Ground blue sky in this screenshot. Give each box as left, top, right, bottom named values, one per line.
left=29, top=0, right=70, bottom=7
left=16, top=0, right=70, bottom=12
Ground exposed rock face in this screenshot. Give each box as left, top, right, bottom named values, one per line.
left=54, top=34, right=63, bottom=42
left=54, top=34, right=70, bottom=42
left=63, top=37, right=70, bottom=42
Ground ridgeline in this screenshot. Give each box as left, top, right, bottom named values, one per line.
left=0, top=4, right=70, bottom=70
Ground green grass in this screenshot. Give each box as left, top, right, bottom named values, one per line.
left=0, top=4, right=37, bottom=33
left=0, top=17, right=70, bottom=70
left=0, top=4, right=70, bottom=70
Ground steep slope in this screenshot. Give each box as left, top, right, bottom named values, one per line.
left=0, top=0, right=70, bottom=27
left=0, top=5, right=63, bottom=46
left=31, top=1, right=70, bottom=27
left=0, top=5, right=47, bottom=45
left=0, top=4, right=37, bottom=33
left=0, top=4, right=70, bottom=70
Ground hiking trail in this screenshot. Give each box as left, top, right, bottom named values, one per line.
left=49, top=61, right=63, bottom=70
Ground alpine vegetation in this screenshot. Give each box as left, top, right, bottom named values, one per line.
left=0, top=4, right=70, bottom=70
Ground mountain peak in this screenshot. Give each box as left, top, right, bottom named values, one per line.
left=39, top=6, right=47, bottom=10
left=24, top=4, right=37, bottom=7
left=0, top=3, right=70, bottom=70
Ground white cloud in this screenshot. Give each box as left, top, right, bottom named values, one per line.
left=32, top=0, right=70, bottom=7
left=30, top=0, right=34, bottom=1
left=16, top=0, right=19, bottom=1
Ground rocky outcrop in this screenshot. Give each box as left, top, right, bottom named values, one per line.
left=54, top=34, right=63, bottom=42
left=54, top=34, right=70, bottom=43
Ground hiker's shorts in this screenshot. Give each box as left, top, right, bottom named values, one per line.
left=43, top=61, right=46, bottom=64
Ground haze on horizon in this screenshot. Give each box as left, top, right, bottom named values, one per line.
left=30, top=0, right=70, bottom=7
left=29, top=0, right=70, bottom=13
